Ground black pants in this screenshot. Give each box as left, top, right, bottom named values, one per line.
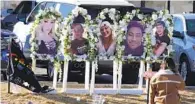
left=9, top=60, right=42, bottom=92
left=8, top=39, right=42, bottom=92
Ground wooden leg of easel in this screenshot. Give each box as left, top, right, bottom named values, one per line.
left=147, top=79, right=150, bottom=104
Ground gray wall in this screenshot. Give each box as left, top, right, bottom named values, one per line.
left=129, top=0, right=193, bottom=13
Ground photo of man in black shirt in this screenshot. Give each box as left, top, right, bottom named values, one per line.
left=70, top=23, right=89, bottom=55
left=153, top=21, right=170, bottom=57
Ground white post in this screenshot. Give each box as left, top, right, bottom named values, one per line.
left=85, top=60, right=90, bottom=90
left=52, top=66, right=58, bottom=89
left=138, top=60, right=145, bottom=89
left=62, top=60, right=69, bottom=92
left=90, top=61, right=95, bottom=95
left=32, top=59, right=36, bottom=72
left=145, top=62, right=150, bottom=93
left=117, top=61, right=122, bottom=92
left=113, top=60, right=117, bottom=90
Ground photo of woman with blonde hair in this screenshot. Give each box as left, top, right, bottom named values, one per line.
left=97, top=21, right=116, bottom=56
left=35, top=18, right=57, bottom=55
left=24, top=17, right=57, bottom=56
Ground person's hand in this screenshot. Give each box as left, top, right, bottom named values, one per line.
left=143, top=71, right=157, bottom=79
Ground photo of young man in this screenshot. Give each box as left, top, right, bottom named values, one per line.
left=153, top=20, right=170, bottom=57
left=124, top=21, right=144, bottom=56
left=70, top=23, right=89, bottom=55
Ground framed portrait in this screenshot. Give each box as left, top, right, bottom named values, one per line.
left=123, top=20, right=146, bottom=60
left=152, top=20, right=171, bottom=58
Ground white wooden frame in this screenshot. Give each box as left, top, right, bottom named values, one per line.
left=52, top=57, right=146, bottom=95
left=52, top=59, right=91, bottom=94
left=90, top=59, right=118, bottom=95
left=89, top=59, right=145, bottom=95
left=117, top=60, right=145, bottom=95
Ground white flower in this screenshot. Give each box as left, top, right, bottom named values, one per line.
left=66, top=45, right=71, bottom=49
left=72, top=9, right=78, bottom=17
left=49, top=7, right=55, bottom=12
left=103, top=8, right=109, bottom=13
left=90, top=33, right=95, bottom=39
left=87, top=15, right=91, bottom=20
left=109, top=14, right=115, bottom=20
left=30, top=47, right=35, bottom=52
left=109, top=8, right=116, bottom=14
left=137, top=14, right=143, bottom=19
left=121, top=45, right=125, bottom=50
left=132, top=10, right=136, bottom=16
left=118, top=36, right=123, bottom=42
left=159, top=11, right=163, bottom=18
left=152, top=14, right=158, bottom=20
left=90, top=20, right=93, bottom=24
left=125, top=13, right=130, bottom=18
left=100, top=12, right=106, bottom=20
left=146, top=57, right=151, bottom=61
left=119, top=20, right=126, bottom=27
left=164, top=9, right=169, bottom=15
left=94, top=37, right=98, bottom=42
left=129, top=15, right=133, bottom=20
left=80, top=8, right=87, bottom=15
left=121, top=27, right=126, bottom=32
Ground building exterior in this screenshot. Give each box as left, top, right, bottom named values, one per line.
left=0, top=0, right=194, bottom=13
left=1, top=0, right=21, bottom=10
left=129, top=0, right=194, bottom=13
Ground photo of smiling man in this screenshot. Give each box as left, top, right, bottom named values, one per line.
left=124, top=21, right=144, bottom=56
left=153, top=20, right=170, bottom=57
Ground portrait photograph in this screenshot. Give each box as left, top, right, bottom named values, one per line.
left=153, top=20, right=170, bottom=57
left=124, top=20, right=145, bottom=57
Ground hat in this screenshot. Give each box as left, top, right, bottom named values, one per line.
left=100, top=21, right=112, bottom=29
left=127, top=21, right=144, bottom=33
left=156, top=20, right=166, bottom=27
